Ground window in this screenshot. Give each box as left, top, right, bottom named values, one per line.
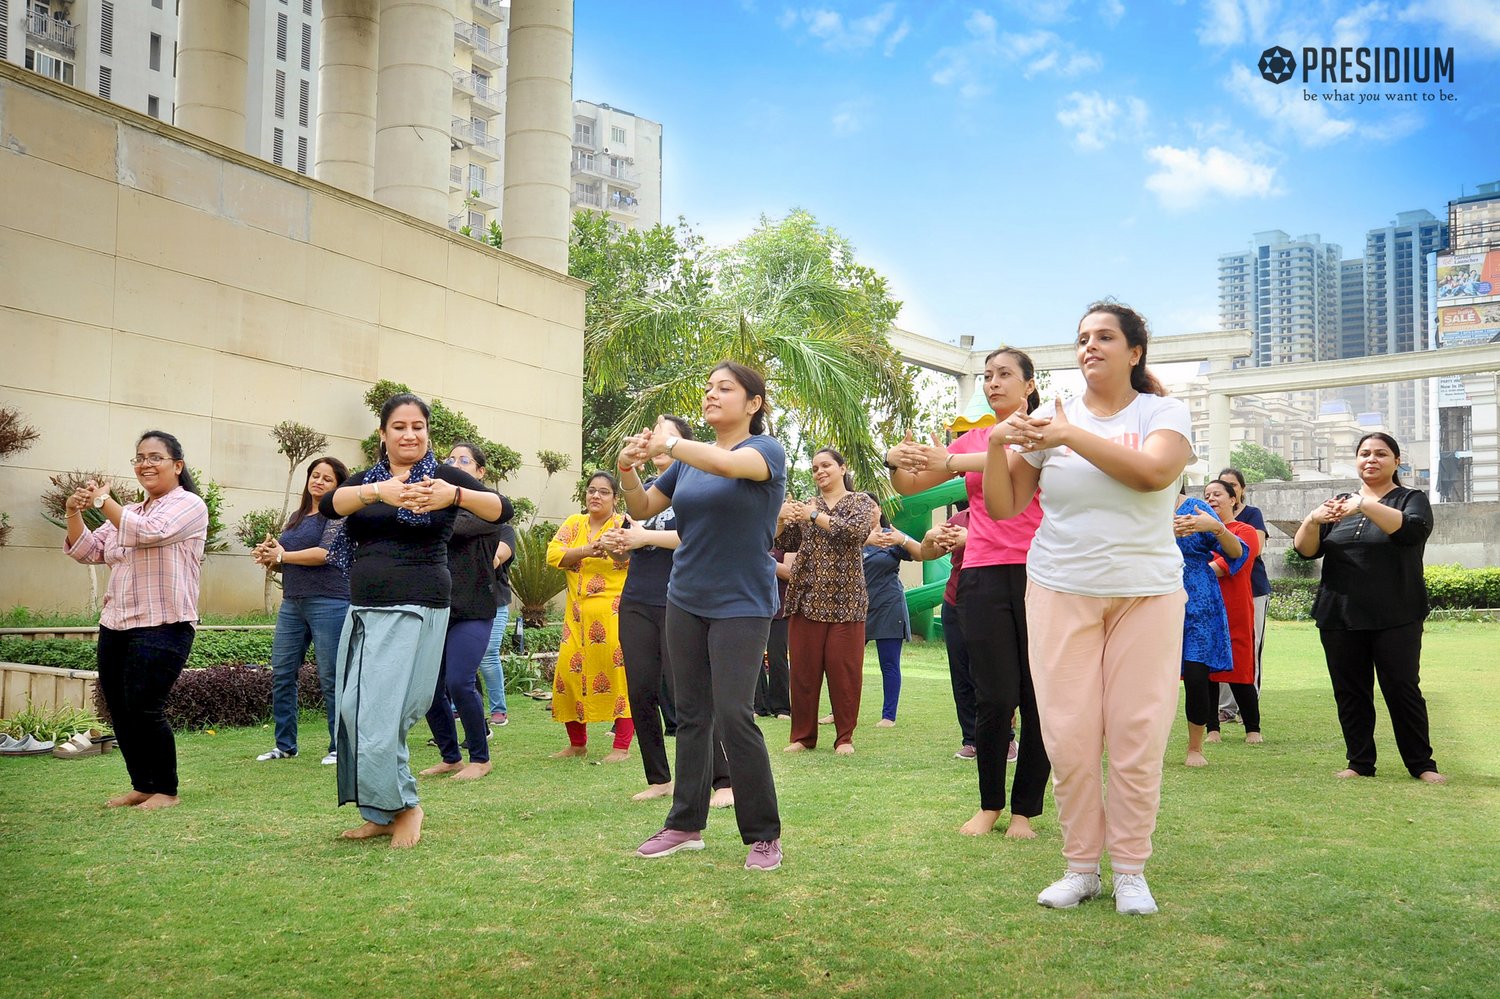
left=471, top=116, right=486, bottom=141
left=274, top=70, right=285, bottom=118
left=276, top=13, right=287, bottom=60
left=300, top=23, right=311, bottom=71
left=298, top=79, right=309, bottom=127
left=611, top=125, right=625, bottom=144
left=574, top=122, right=593, bottom=146
left=99, top=1, right=113, bottom=55
left=0, top=0, right=6, bottom=61
left=272, top=127, right=284, bottom=165
left=468, top=163, right=486, bottom=187
left=296, top=135, right=307, bottom=174
left=574, top=152, right=594, bottom=172
left=468, top=210, right=484, bottom=231
left=473, top=69, right=490, bottom=95
left=152, top=0, right=161, bottom=7
left=149, top=32, right=160, bottom=71
left=147, top=94, right=159, bottom=118
left=97, top=64, right=111, bottom=99
left=25, top=49, right=75, bottom=85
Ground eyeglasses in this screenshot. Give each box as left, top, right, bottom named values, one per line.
left=130, top=455, right=174, bottom=467
left=585, top=488, right=615, bottom=497
left=445, top=456, right=475, bottom=467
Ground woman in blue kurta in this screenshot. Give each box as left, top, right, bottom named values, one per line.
left=862, top=497, right=926, bottom=729
left=1172, top=493, right=1245, bottom=767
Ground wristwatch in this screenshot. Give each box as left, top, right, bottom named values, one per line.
left=664, top=435, right=681, bottom=457
left=807, top=508, right=818, bottom=524
left=93, top=493, right=108, bottom=509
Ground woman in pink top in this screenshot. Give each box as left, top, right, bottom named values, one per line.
left=888, top=347, right=1051, bottom=839
left=65, top=430, right=209, bottom=811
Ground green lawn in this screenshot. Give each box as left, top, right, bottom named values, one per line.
left=2, top=621, right=1497, bottom=998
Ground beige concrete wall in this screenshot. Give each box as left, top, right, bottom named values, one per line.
left=0, top=65, right=585, bottom=616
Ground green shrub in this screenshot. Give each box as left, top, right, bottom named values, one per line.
left=1424, top=564, right=1500, bottom=610
left=92, top=663, right=325, bottom=731
left=1, top=631, right=279, bottom=672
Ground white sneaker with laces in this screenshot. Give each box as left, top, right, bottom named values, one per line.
left=1113, top=872, right=1158, bottom=915
left=1037, top=871, right=1101, bottom=909
left=321, top=752, right=337, bottom=766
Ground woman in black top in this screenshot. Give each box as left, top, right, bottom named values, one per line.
left=419, top=442, right=505, bottom=782
left=1293, top=433, right=1446, bottom=784
left=321, top=395, right=511, bottom=847
left=252, top=456, right=350, bottom=765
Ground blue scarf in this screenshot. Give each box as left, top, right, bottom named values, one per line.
left=365, top=449, right=440, bottom=526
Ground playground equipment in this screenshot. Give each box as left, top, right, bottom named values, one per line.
left=888, top=476, right=967, bottom=640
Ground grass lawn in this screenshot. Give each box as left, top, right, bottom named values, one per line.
left=2, top=621, right=1497, bottom=998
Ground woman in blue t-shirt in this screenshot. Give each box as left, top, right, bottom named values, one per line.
left=252, top=456, right=351, bottom=765
left=618, top=362, right=786, bottom=871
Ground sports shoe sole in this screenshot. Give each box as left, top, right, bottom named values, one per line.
left=637, top=839, right=705, bottom=859
left=745, top=857, right=782, bottom=871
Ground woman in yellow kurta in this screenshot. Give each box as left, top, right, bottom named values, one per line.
left=546, top=471, right=634, bottom=763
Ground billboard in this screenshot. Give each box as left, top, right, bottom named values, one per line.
left=1437, top=302, right=1500, bottom=336
left=1436, top=250, right=1500, bottom=299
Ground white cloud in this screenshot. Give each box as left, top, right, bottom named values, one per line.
left=1332, top=2, right=1390, bottom=48
left=1399, top=0, right=1500, bottom=51
left=832, top=99, right=872, bottom=135
left=1056, top=91, right=1149, bottom=149
left=932, top=18, right=1103, bottom=95
left=1099, top=0, right=1126, bottom=26
left=1004, top=0, right=1076, bottom=23
left=781, top=3, right=904, bottom=52
left=1226, top=63, right=1355, bottom=146
left=1198, top=0, right=1276, bottom=47
left=1143, top=145, right=1281, bottom=210
left=883, top=19, right=911, bottom=56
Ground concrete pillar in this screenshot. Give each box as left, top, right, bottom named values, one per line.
left=315, top=0, right=380, bottom=198
left=373, top=0, right=453, bottom=225
left=502, top=0, right=574, bottom=272
left=174, top=0, right=251, bottom=150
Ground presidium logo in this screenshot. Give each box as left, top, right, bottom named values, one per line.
left=1256, top=44, right=1454, bottom=85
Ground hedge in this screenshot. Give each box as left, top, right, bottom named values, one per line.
left=1269, top=565, right=1500, bottom=621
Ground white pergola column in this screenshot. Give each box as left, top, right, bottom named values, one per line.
left=502, top=0, right=574, bottom=272
left=1208, top=358, right=1232, bottom=474
left=174, top=0, right=250, bottom=150
left=315, top=0, right=380, bottom=198
left=373, top=0, right=453, bottom=225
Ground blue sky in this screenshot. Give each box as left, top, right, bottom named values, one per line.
left=574, top=1, right=1500, bottom=348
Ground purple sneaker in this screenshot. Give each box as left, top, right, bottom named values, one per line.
left=954, top=745, right=977, bottom=760
left=636, top=828, right=704, bottom=858
left=745, top=839, right=782, bottom=871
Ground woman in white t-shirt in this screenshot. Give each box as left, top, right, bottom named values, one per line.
left=982, top=301, right=1194, bottom=917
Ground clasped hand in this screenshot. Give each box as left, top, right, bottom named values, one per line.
left=393, top=475, right=456, bottom=514
left=887, top=431, right=948, bottom=473
left=64, top=479, right=103, bottom=514
left=987, top=398, right=1070, bottom=452
left=1307, top=496, right=1357, bottom=524
left=1173, top=511, right=1219, bottom=537
left=925, top=523, right=966, bottom=552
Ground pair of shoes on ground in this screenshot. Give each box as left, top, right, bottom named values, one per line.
left=635, top=828, right=781, bottom=870
left=53, top=731, right=115, bottom=758
left=0, top=734, right=56, bottom=755
left=1037, top=871, right=1158, bottom=915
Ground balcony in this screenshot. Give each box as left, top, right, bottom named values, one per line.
left=464, top=180, right=501, bottom=208
left=571, top=154, right=639, bottom=189
left=471, top=0, right=505, bottom=24
left=449, top=164, right=464, bottom=193
left=572, top=123, right=598, bottom=150
left=452, top=70, right=503, bottom=116
left=450, top=116, right=502, bottom=160
left=26, top=11, right=76, bottom=54
left=573, top=187, right=602, bottom=209
left=605, top=189, right=640, bottom=215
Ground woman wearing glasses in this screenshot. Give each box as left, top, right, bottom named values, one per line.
left=419, top=442, right=505, bottom=781
left=546, top=471, right=635, bottom=762
left=65, top=431, right=209, bottom=810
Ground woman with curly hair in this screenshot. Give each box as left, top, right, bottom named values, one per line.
left=546, top=471, right=634, bottom=762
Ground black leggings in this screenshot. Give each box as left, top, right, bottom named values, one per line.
left=1182, top=661, right=1217, bottom=726
left=97, top=623, right=195, bottom=796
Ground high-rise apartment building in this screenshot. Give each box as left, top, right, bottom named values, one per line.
left=3, top=0, right=317, bottom=175
left=570, top=99, right=662, bottom=228
left=1217, top=230, right=1343, bottom=368
left=1363, top=209, right=1448, bottom=445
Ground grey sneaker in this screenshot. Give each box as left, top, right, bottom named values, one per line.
left=1037, top=871, right=1102, bottom=909
left=636, top=828, right=704, bottom=858
left=1113, top=873, right=1158, bottom=915
left=256, top=748, right=296, bottom=761
left=745, top=839, right=782, bottom=871
left=321, top=751, right=337, bottom=766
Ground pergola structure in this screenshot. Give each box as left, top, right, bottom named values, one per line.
left=888, top=326, right=1500, bottom=473
left=174, top=0, right=573, bottom=272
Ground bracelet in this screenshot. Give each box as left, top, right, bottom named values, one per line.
left=944, top=454, right=955, bottom=474
left=622, top=480, right=642, bottom=492
left=453, top=486, right=463, bottom=509
left=883, top=457, right=900, bottom=472
left=362, top=483, right=377, bottom=505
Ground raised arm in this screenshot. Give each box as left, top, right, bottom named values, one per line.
left=982, top=432, right=1042, bottom=521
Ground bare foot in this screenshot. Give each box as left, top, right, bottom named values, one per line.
left=134, top=794, right=181, bottom=811
left=597, top=748, right=629, bottom=765
left=1245, top=732, right=1264, bottom=745
left=1184, top=751, right=1208, bottom=768
left=1205, top=731, right=1222, bottom=744
left=452, top=761, right=492, bottom=781
left=818, top=714, right=834, bottom=725
left=834, top=743, right=855, bottom=756
left=709, top=787, right=735, bottom=809
left=1004, top=815, right=1037, bottom=840
left=340, top=820, right=393, bottom=840
left=390, top=805, right=424, bottom=849
left=876, top=719, right=896, bottom=728
left=959, top=809, right=1001, bottom=836
left=419, top=760, right=465, bottom=777
left=106, top=790, right=150, bottom=808
left=1417, top=770, right=1449, bottom=784
left=783, top=741, right=809, bottom=753
left=632, top=781, right=674, bottom=801
left=1334, top=768, right=1363, bottom=779
left=550, top=746, right=587, bottom=759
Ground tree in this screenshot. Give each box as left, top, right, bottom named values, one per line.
left=234, top=508, right=284, bottom=613
left=582, top=209, right=917, bottom=491
left=0, top=405, right=40, bottom=548
left=1230, top=441, right=1294, bottom=484
left=270, top=421, right=329, bottom=525
left=359, top=380, right=522, bottom=482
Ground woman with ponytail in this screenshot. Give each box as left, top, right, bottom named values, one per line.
left=776, top=447, right=878, bottom=755
left=983, top=301, right=1194, bottom=915
left=65, top=430, right=209, bottom=810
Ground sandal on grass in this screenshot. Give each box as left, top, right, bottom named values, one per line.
left=53, top=733, right=106, bottom=758
left=2, top=735, right=57, bottom=756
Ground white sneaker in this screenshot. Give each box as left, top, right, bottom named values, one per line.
left=1037, top=871, right=1101, bottom=909
left=1113, top=872, right=1158, bottom=915
left=321, top=752, right=337, bottom=766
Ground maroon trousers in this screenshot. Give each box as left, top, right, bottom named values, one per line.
left=788, top=616, right=865, bottom=749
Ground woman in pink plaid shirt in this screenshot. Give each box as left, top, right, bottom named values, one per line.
left=66, top=430, right=209, bottom=811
